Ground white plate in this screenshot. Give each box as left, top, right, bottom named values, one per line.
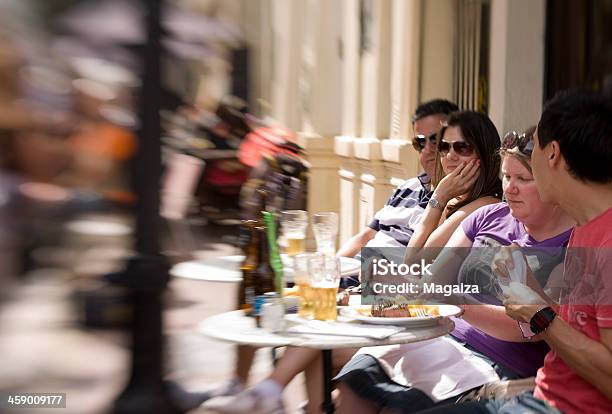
left=339, top=257, right=361, bottom=276
left=339, top=304, right=462, bottom=327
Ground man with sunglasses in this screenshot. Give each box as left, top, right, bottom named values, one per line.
left=336, top=99, right=458, bottom=259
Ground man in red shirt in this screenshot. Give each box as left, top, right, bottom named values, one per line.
left=416, top=90, right=612, bottom=414
left=506, top=89, right=612, bottom=414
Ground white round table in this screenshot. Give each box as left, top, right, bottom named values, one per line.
left=198, top=310, right=453, bottom=349
left=198, top=310, right=454, bottom=413
left=170, top=255, right=361, bottom=284
left=169, top=255, right=244, bottom=283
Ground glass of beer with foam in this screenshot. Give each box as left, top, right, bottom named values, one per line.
left=281, top=210, right=308, bottom=256
left=310, top=255, right=341, bottom=321
left=294, top=253, right=320, bottom=318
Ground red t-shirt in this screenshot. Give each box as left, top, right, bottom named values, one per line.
left=534, top=207, right=612, bottom=413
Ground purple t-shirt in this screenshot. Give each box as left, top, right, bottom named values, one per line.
left=451, top=203, right=573, bottom=378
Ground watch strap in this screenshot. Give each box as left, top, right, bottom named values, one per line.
left=529, top=306, right=556, bottom=334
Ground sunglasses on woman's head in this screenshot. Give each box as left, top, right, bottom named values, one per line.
left=438, top=140, right=475, bottom=156
left=502, top=131, right=534, bottom=156
left=412, top=133, right=437, bottom=152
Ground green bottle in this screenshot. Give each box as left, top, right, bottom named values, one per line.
left=238, top=220, right=259, bottom=315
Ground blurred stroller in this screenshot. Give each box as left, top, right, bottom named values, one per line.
left=238, top=118, right=309, bottom=221
left=193, top=97, right=252, bottom=219
left=194, top=96, right=309, bottom=221
left=161, top=95, right=308, bottom=224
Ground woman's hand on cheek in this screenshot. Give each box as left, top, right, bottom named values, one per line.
left=434, top=159, right=480, bottom=204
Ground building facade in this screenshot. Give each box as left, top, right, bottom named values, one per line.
left=241, top=0, right=608, bottom=245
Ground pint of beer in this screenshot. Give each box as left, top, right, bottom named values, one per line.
left=312, top=284, right=339, bottom=320
left=294, top=253, right=317, bottom=318
left=280, top=210, right=307, bottom=256
left=286, top=233, right=306, bottom=256
left=298, top=282, right=315, bottom=317
left=310, top=255, right=341, bottom=321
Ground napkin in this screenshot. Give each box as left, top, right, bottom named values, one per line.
left=286, top=319, right=404, bottom=339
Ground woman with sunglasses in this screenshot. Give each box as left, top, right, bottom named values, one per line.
left=405, top=111, right=503, bottom=262
left=334, top=127, right=575, bottom=414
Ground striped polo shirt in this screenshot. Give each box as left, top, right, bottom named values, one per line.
left=367, top=173, right=432, bottom=248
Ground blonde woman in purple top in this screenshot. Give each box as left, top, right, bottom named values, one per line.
left=334, top=127, right=576, bottom=414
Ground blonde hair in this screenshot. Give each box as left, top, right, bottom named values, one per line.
left=499, top=125, right=536, bottom=174
left=499, top=148, right=532, bottom=174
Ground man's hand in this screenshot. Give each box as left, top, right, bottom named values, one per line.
left=492, top=244, right=521, bottom=281
left=503, top=283, right=548, bottom=323
left=433, top=159, right=480, bottom=205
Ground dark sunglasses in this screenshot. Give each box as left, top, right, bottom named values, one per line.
left=412, top=133, right=437, bottom=152
left=502, top=131, right=534, bottom=156
left=438, top=140, right=475, bottom=156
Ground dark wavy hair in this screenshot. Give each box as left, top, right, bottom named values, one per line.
left=433, top=111, right=502, bottom=216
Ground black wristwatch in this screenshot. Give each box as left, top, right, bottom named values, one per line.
left=529, top=306, right=557, bottom=335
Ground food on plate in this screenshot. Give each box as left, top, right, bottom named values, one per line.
left=372, top=303, right=412, bottom=317
left=420, top=305, right=439, bottom=316
left=336, top=290, right=350, bottom=306
left=357, top=303, right=440, bottom=318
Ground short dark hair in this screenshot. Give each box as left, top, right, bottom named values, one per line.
left=537, top=89, right=612, bottom=183
left=412, top=99, right=459, bottom=123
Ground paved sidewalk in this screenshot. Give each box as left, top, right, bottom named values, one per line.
left=0, top=221, right=306, bottom=413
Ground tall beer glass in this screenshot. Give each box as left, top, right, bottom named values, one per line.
left=312, top=212, right=338, bottom=255
left=310, top=255, right=341, bottom=321
left=281, top=210, right=307, bottom=256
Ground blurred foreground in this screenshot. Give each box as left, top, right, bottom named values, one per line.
left=0, top=219, right=306, bottom=413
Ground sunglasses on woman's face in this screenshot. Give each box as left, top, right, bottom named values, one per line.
left=412, top=133, right=437, bottom=152
left=438, top=140, right=475, bottom=156
left=502, top=131, right=534, bottom=156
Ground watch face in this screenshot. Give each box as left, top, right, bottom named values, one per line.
left=519, top=321, right=536, bottom=339
left=530, top=307, right=556, bottom=335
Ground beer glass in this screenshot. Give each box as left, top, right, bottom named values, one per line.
left=312, top=212, right=338, bottom=255
left=293, top=253, right=319, bottom=318
left=281, top=210, right=308, bottom=256
left=310, top=255, right=341, bottom=321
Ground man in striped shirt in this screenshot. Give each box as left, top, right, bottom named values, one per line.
left=337, top=99, right=458, bottom=257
